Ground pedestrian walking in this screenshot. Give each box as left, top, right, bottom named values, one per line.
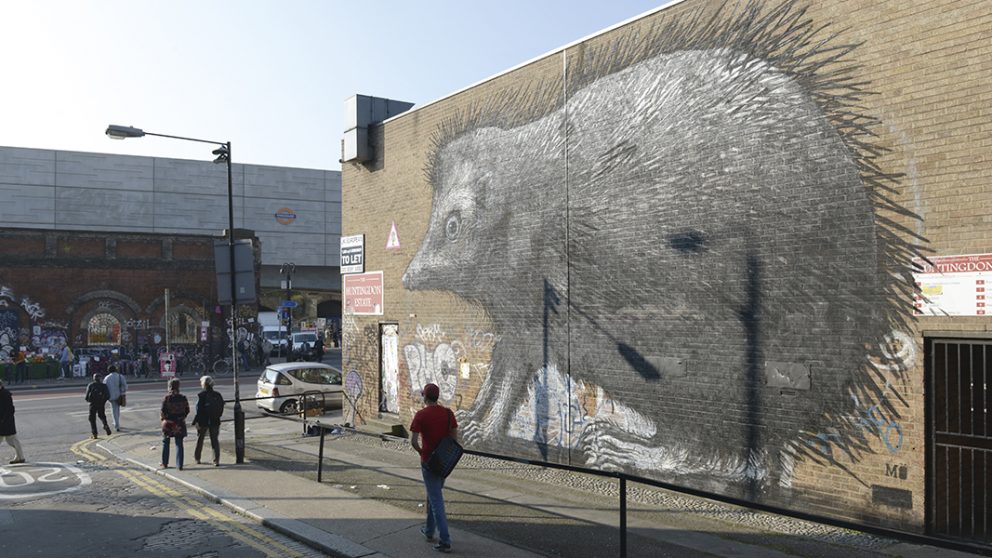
left=410, top=383, right=456, bottom=553
left=84, top=373, right=112, bottom=439
left=58, top=343, right=73, bottom=380
left=13, top=350, right=27, bottom=384
left=0, top=378, right=26, bottom=464
left=261, top=338, right=273, bottom=366
left=160, top=378, right=189, bottom=470
left=3, top=356, right=12, bottom=385
left=315, top=335, right=324, bottom=362
left=192, top=375, right=225, bottom=466
left=103, top=365, right=128, bottom=432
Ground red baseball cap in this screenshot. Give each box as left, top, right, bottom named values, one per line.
left=421, top=383, right=440, bottom=400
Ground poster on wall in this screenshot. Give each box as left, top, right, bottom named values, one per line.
left=913, top=254, right=992, bottom=316
left=343, top=271, right=383, bottom=315
left=340, top=234, right=365, bottom=274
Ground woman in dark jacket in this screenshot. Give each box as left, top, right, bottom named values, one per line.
left=192, top=375, right=225, bottom=466
left=160, top=378, right=189, bottom=470
left=0, top=378, right=26, bottom=464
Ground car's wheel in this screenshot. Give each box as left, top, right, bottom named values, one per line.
left=280, top=399, right=299, bottom=415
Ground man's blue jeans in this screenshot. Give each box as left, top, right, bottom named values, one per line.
left=421, top=463, right=450, bottom=545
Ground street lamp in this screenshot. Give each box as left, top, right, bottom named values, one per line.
left=280, top=262, right=296, bottom=358
left=106, top=124, right=246, bottom=464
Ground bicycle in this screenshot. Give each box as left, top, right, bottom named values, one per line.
left=212, top=357, right=232, bottom=375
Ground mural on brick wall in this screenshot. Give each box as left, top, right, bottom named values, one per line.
left=0, top=285, right=61, bottom=360
left=401, top=0, right=926, bottom=502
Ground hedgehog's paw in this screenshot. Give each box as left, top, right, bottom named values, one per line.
left=576, top=418, right=656, bottom=471
left=455, top=409, right=495, bottom=445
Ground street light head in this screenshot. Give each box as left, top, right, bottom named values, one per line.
left=105, top=125, right=145, bottom=140
left=212, top=145, right=229, bottom=164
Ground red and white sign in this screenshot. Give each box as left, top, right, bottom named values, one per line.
left=913, top=253, right=992, bottom=316
left=160, top=352, right=177, bottom=378
left=344, top=271, right=383, bottom=316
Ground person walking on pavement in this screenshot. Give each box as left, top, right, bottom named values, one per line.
left=0, top=378, right=26, bottom=464
left=160, top=378, right=189, bottom=470
left=85, top=373, right=112, bottom=439
left=261, top=337, right=273, bottom=366
left=13, top=350, right=28, bottom=384
left=192, top=375, right=225, bottom=466
left=58, top=343, right=72, bottom=380
left=410, top=383, right=456, bottom=553
left=315, top=334, right=325, bottom=362
left=103, top=365, right=128, bottom=432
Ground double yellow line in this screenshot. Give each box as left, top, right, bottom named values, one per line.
left=71, top=438, right=305, bottom=558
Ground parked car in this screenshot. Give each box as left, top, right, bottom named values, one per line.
left=255, top=362, right=342, bottom=414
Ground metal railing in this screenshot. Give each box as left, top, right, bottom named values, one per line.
left=296, top=421, right=992, bottom=558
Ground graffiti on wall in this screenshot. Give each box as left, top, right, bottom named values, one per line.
left=341, top=314, right=380, bottom=425
left=403, top=322, right=501, bottom=413
left=0, top=310, right=18, bottom=361
left=401, top=0, right=925, bottom=501
left=0, top=285, right=58, bottom=359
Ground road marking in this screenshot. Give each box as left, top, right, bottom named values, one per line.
left=67, top=439, right=302, bottom=558
left=70, top=438, right=106, bottom=462
left=118, top=469, right=303, bottom=558
left=0, top=462, right=92, bottom=500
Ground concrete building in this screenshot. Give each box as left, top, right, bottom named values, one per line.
left=339, top=0, right=992, bottom=549
left=0, top=146, right=342, bottom=322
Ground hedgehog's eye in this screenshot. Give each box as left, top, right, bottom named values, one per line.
left=444, top=212, right=461, bottom=242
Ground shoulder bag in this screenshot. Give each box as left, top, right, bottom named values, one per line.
left=426, top=409, right=463, bottom=478
left=117, top=375, right=126, bottom=407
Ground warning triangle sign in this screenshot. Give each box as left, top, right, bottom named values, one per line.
left=386, top=221, right=401, bottom=250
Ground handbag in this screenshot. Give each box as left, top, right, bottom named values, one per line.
left=161, top=419, right=181, bottom=437
left=117, top=376, right=126, bottom=407
left=426, top=409, right=463, bottom=478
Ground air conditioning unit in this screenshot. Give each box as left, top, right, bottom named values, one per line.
left=342, top=94, right=414, bottom=163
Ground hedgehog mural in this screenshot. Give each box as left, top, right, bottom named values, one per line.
left=403, top=0, right=923, bottom=501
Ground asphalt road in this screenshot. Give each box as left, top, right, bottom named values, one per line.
left=0, top=377, right=324, bottom=558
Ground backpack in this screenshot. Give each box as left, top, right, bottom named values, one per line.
left=210, top=391, right=226, bottom=420
left=199, top=390, right=226, bottom=424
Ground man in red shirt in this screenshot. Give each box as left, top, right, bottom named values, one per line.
left=410, top=383, right=456, bottom=553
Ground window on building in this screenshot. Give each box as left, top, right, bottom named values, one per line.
left=88, top=313, right=121, bottom=345
left=168, top=310, right=199, bottom=344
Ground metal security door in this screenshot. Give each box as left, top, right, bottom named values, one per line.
left=927, top=339, right=991, bottom=543
left=379, top=324, right=399, bottom=414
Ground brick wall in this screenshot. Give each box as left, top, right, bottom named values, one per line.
left=341, top=0, right=992, bottom=536
left=0, top=227, right=257, bottom=363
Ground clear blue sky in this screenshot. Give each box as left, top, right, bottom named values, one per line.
left=0, top=1, right=670, bottom=171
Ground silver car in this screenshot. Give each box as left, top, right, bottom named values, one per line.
left=255, top=362, right=342, bottom=414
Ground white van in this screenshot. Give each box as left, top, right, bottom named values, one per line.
left=262, top=325, right=288, bottom=355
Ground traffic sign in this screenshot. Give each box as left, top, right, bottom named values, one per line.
left=280, top=300, right=298, bottom=308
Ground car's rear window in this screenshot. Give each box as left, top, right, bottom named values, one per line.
left=287, top=367, right=341, bottom=385
left=260, top=369, right=292, bottom=385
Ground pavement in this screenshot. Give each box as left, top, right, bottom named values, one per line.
left=85, top=412, right=988, bottom=558
left=98, top=421, right=545, bottom=558
left=22, top=351, right=981, bottom=557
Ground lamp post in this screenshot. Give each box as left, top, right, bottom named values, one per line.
left=280, top=262, right=295, bottom=359
left=106, top=124, right=246, bottom=464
